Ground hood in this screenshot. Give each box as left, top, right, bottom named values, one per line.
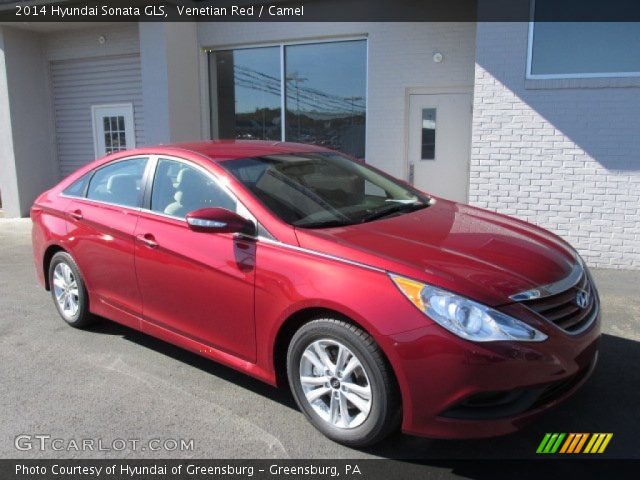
left=293, top=199, right=576, bottom=306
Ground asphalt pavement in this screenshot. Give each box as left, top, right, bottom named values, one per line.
left=1, top=218, right=639, bottom=463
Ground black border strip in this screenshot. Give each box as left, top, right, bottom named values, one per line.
left=2, top=0, right=640, bottom=23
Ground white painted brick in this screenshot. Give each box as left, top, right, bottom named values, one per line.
left=471, top=23, right=640, bottom=269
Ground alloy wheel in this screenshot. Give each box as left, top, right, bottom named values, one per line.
left=52, top=262, right=80, bottom=319
left=299, top=338, right=372, bottom=429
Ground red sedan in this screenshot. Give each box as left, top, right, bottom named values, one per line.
left=31, top=141, right=600, bottom=446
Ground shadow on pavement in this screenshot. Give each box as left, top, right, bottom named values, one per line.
left=88, top=319, right=640, bottom=462
left=363, top=333, right=640, bottom=460
left=87, top=319, right=297, bottom=410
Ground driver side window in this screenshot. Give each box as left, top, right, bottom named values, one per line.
left=150, top=158, right=236, bottom=219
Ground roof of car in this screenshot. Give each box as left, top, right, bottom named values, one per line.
left=161, top=140, right=332, bottom=161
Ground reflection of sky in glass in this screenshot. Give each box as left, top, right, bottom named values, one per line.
left=231, top=47, right=280, bottom=113
left=228, top=41, right=367, bottom=114
left=286, top=41, right=367, bottom=115
left=532, top=22, right=640, bottom=74
left=214, top=40, right=367, bottom=156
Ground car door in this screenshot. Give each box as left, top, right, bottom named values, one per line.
left=64, top=157, right=149, bottom=329
left=134, top=157, right=257, bottom=362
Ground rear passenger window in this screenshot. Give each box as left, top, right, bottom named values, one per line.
left=151, top=158, right=236, bottom=218
left=87, top=158, right=147, bottom=208
left=63, top=173, right=91, bottom=197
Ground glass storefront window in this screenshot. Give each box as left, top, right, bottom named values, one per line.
left=284, top=41, right=366, bottom=158
left=213, top=47, right=281, bottom=141
left=210, top=40, right=367, bottom=159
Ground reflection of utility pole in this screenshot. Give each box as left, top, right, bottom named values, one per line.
left=345, top=96, right=364, bottom=126
left=286, top=72, right=307, bottom=139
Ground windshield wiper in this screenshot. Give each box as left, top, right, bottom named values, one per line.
left=359, top=202, right=427, bottom=223
left=294, top=219, right=357, bottom=229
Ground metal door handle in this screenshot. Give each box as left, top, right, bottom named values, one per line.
left=137, top=234, right=158, bottom=248
left=69, top=209, right=83, bottom=220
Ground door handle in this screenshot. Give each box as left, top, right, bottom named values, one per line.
left=68, top=209, right=83, bottom=220
left=137, top=234, right=158, bottom=249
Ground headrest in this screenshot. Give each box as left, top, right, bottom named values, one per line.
left=107, top=174, right=137, bottom=196
left=176, top=168, right=205, bottom=190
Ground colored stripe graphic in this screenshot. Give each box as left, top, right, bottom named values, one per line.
left=536, top=433, right=566, bottom=453
left=583, top=433, right=599, bottom=453
left=573, top=433, right=589, bottom=453
left=550, top=433, right=565, bottom=453
left=559, top=433, right=575, bottom=453
left=538, top=433, right=613, bottom=454
left=567, top=433, right=584, bottom=453
left=597, top=433, right=613, bottom=453
left=536, top=433, right=552, bottom=453
left=584, top=433, right=614, bottom=454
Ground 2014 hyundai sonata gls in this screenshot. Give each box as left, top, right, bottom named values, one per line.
left=32, top=140, right=600, bottom=446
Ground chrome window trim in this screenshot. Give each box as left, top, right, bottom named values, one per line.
left=61, top=155, right=151, bottom=203
left=60, top=154, right=275, bottom=239
left=144, top=154, right=271, bottom=233
left=86, top=156, right=150, bottom=207
left=59, top=193, right=143, bottom=213
left=509, top=260, right=584, bottom=301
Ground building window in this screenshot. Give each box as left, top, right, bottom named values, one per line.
left=420, top=108, right=437, bottom=160
left=91, top=104, right=136, bottom=158
left=214, top=46, right=281, bottom=141
left=528, top=3, right=640, bottom=78
left=210, top=39, right=367, bottom=158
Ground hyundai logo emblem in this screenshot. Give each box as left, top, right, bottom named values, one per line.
left=575, top=289, right=590, bottom=309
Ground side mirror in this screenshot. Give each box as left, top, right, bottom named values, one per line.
left=186, top=207, right=256, bottom=236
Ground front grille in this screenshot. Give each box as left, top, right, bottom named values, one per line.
left=520, top=269, right=597, bottom=334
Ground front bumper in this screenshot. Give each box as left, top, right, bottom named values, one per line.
left=383, top=302, right=601, bottom=439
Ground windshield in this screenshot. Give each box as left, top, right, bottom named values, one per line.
left=221, top=152, right=429, bottom=228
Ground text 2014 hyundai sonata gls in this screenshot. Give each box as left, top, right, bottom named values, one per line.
left=32, top=141, right=600, bottom=446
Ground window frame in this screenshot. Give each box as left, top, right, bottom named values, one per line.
left=140, top=155, right=267, bottom=237
left=61, top=172, right=92, bottom=199
left=145, top=156, right=238, bottom=220
left=526, top=2, right=640, bottom=80
left=205, top=36, right=368, bottom=150
left=61, top=156, right=151, bottom=211
left=91, top=103, right=136, bottom=158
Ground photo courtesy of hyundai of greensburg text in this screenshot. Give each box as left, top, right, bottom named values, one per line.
left=0, top=1, right=638, bottom=479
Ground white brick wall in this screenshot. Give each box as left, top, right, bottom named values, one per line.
left=471, top=23, right=640, bottom=269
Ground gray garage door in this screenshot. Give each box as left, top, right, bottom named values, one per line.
left=50, top=54, right=145, bottom=178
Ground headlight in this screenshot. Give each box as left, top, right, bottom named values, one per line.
left=390, top=274, right=547, bottom=342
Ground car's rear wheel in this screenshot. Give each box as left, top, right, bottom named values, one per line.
left=287, top=318, right=400, bottom=447
left=49, top=251, right=94, bottom=328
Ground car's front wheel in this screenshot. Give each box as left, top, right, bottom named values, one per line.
left=287, top=318, right=400, bottom=447
left=49, top=251, right=94, bottom=328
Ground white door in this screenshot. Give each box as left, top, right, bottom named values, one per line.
left=407, top=93, right=472, bottom=203
left=91, top=104, right=135, bottom=158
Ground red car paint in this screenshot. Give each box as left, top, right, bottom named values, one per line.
left=31, top=141, right=600, bottom=439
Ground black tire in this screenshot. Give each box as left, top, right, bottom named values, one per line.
left=287, top=318, right=401, bottom=447
left=48, top=251, right=94, bottom=328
